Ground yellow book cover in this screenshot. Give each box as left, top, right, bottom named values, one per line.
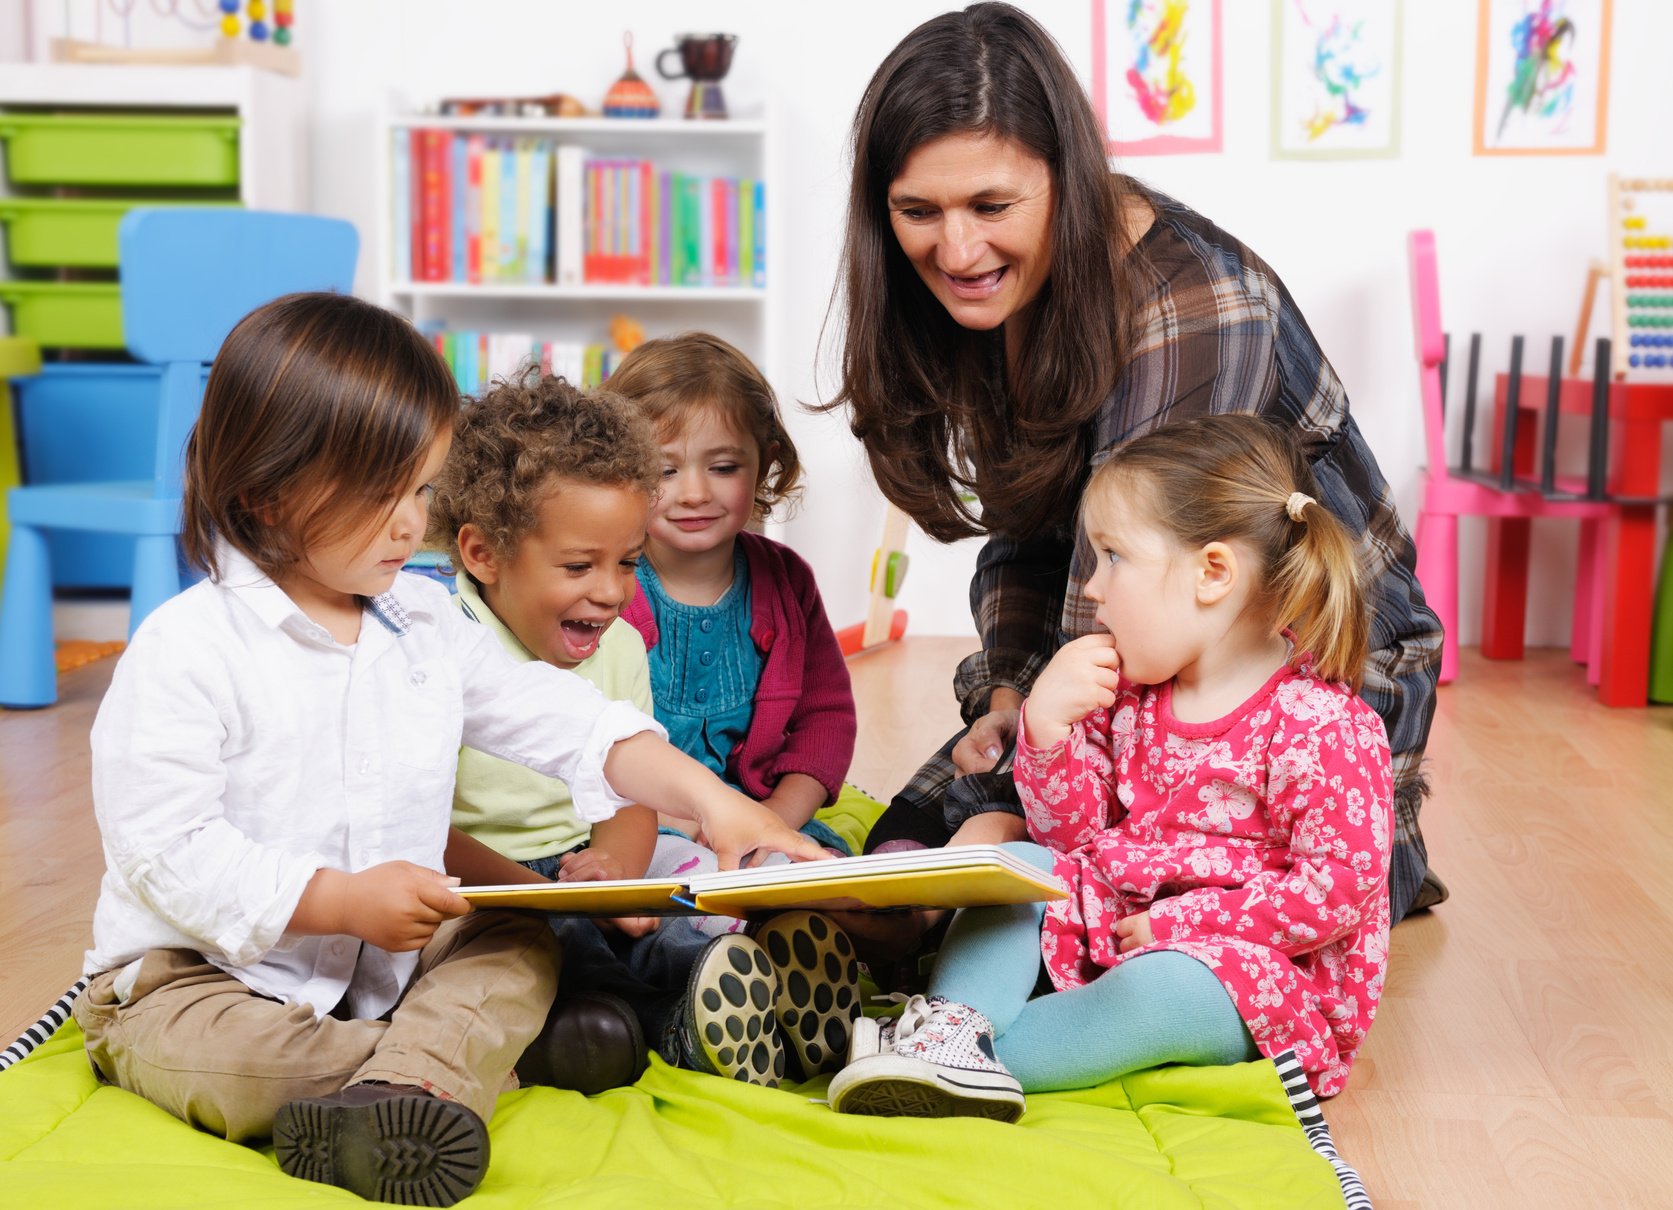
left=460, top=877, right=687, bottom=916
left=479, top=140, right=500, bottom=283
left=513, top=137, right=531, bottom=279
left=458, top=845, right=1066, bottom=917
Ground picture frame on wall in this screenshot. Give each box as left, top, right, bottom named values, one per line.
left=1473, top=0, right=1612, bottom=155
left=1270, top=0, right=1402, bottom=160
left=1092, top=0, right=1224, bottom=156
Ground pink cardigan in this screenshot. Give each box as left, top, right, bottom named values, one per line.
left=622, top=531, right=856, bottom=804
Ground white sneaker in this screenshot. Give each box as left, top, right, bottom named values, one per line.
left=827, top=995, right=1024, bottom=1122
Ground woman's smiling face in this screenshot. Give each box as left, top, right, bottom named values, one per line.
left=886, top=131, right=1055, bottom=334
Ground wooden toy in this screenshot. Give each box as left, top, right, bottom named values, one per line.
left=837, top=504, right=909, bottom=659
left=1606, top=175, right=1673, bottom=378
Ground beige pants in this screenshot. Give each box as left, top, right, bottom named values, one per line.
left=74, top=910, right=559, bottom=1142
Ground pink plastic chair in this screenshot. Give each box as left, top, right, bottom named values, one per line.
left=1408, top=229, right=1614, bottom=684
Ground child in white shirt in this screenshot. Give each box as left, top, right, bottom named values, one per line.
left=73, top=292, right=821, bottom=1208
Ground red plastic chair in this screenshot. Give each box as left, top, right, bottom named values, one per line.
left=1407, top=229, right=1613, bottom=684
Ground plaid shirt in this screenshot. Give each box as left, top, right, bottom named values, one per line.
left=900, top=187, right=1442, bottom=924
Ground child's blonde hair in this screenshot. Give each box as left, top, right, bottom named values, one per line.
left=606, top=331, right=802, bottom=520
left=1087, top=413, right=1369, bottom=688
left=182, top=292, right=460, bottom=581
left=424, top=371, right=661, bottom=566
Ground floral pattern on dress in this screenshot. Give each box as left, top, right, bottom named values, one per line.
left=1016, top=662, right=1393, bottom=1097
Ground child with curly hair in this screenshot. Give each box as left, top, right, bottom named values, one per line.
left=427, top=372, right=858, bottom=1092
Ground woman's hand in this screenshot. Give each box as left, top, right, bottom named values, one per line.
left=1022, top=634, right=1120, bottom=750
left=951, top=707, right=1021, bottom=776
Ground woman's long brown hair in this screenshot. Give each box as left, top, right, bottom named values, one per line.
left=817, top=2, right=1145, bottom=542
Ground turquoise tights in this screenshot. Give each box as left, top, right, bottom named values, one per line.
left=927, top=842, right=1259, bottom=1093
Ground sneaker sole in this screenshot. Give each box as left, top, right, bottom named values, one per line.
left=273, top=1092, right=489, bottom=1206
left=756, top=910, right=860, bottom=1078
left=684, top=934, right=785, bottom=1087
left=827, top=1053, right=1025, bottom=1123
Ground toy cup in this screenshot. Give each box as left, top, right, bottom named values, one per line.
left=656, top=33, right=737, bottom=120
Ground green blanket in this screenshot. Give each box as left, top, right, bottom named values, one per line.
left=1, top=1021, right=1355, bottom=1208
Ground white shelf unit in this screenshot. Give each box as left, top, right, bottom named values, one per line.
left=0, top=63, right=308, bottom=213
left=374, top=109, right=780, bottom=412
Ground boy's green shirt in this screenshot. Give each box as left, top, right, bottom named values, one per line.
left=450, top=574, right=654, bottom=861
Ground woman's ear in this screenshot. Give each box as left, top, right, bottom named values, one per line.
left=1195, top=541, right=1239, bottom=606
left=455, top=524, right=500, bottom=585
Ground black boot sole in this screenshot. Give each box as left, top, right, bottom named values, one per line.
left=274, top=1090, right=489, bottom=1207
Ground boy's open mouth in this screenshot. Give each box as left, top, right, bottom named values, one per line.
left=560, top=618, right=605, bottom=659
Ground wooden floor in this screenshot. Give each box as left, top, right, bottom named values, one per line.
left=5, top=638, right=1673, bottom=1208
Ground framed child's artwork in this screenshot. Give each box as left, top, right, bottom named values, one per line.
left=1473, top=0, right=1612, bottom=155
left=1271, top=0, right=1402, bottom=159
left=1092, top=0, right=1224, bottom=156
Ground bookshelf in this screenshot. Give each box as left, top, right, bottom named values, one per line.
left=375, top=109, right=778, bottom=404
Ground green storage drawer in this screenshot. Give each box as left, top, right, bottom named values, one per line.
left=0, top=280, right=122, bottom=348
left=0, top=198, right=240, bottom=267
left=0, top=113, right=240, bottom=187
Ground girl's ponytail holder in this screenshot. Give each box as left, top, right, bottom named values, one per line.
left=1285, top=492, right=1315, bottom=522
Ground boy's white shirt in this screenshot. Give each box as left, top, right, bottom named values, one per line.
left=84, top=545, right=664, bottom=1020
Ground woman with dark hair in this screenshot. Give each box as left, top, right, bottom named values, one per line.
left=822, top=2, right=1444, bottom=938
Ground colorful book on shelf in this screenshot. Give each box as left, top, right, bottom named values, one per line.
left=712, top=177, right=730, bottom=287
left=464, top=134, right=484, bottom=284
left=526, top=140, right=551, bottom=284
left=585, top=158, right=651, bottom=285
left=458, top=844, right=1067, bottom=917
left=391, top=129, right=412, bottom=282
left=499, top=139, right=519, bottom=280
left=479, top=139, right=500, bottom=283
left=752, top=180, right=766, bottom=287
left=409, top=129, right=427, bottom=280
left=450, top=133, right=467, bottom=283
left=737, top=177, right=754, bottom=291
left=554, top=143, right=586, bottom=286
left=419, top=129, right=450, bottom=282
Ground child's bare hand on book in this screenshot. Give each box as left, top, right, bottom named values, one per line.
left=559, top=847, right=625, bottom=883
left=700, top=792, right=829, bottom=871
left=293, top=861, right=472, bottom=953
left=600, top=733, right=828, bottom=870
left=1023, top=633, right=1121, bottom=749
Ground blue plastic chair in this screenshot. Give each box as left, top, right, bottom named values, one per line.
left=0, top=209, right=358, bottom=707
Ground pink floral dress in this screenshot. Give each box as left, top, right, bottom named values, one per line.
left=1014, top=661, right=1393, bottom=1096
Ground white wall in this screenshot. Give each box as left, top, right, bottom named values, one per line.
left=17, top=0, right=1673, bottom=646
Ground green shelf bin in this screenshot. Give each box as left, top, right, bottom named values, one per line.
left=0, top=198, right=240, bottom=267
left=0, top=280, right=123, bottom=348
left=0, top=113, right=241, bottom=187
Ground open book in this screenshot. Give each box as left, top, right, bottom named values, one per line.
left=459, top=844, right=1067, bottom=917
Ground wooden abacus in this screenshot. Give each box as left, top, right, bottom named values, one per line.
left=1607, top=174, right=1673, bottom=379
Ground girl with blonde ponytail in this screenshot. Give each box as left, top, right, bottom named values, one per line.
left=828, top=413, right=1393, bottom=1121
